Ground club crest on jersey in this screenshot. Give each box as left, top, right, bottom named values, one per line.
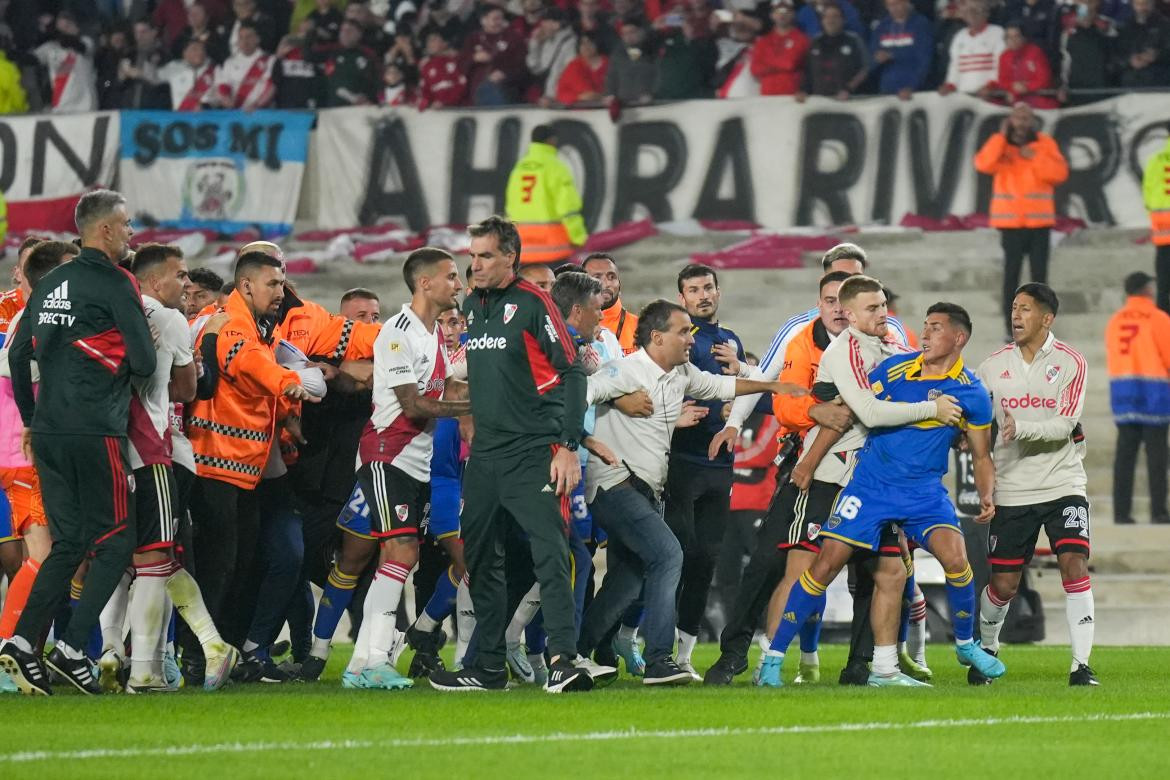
left=467, top=311, right=475, bottom=325
left=1045, top=364, right=1061, bottom=384
left=503, top=303, right=518, bottom=324
left=989, top=534, right=997, bottom=551
left=395, top=504, right=409, bottom=522
left=808, top=523, right=821, bottom=540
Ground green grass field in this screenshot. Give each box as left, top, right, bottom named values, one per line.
left=2, top=644, right=1168, bottom=779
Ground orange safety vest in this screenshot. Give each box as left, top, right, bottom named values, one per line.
left=973, top=131, right=1068, bottom=229
left=278, top=298, right=380, bottom=360
left=772, top=319, right=829, bottom=437
left=187, top=290, right=302, bottom=490
left=516, top=222, right=574, bottom=266
left=599, top=299, right=638, bottom=355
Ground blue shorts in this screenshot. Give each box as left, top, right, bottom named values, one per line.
left=0, top=486, right=13, bottom=543
left=336, top=481, right=374, bottom=540
left=819, top=470, right=961, bottom=552
left=428, top=475, right=461, bottom=541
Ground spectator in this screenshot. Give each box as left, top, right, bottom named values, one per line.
left=228, top=0, right=279, bottom=56
left=210, top=21, right=275, bottom=108
left=385, top=25, right=420, bottom=72
left=1142, top=128, right=1170, bottom=311
left=1115, top=0, right=1170, bottom=87
left=173, top=3, right=229, bottom=63
left=871, top=0, right=934, bottom=97
left=797, top=0, right=869, bottom=39
left=930, top=0, right=967, bottom=88
left=751, top=0, right=810, bottom=96
left=117, top=20, right=170, bottom=109
left=1105, top=271, right=1170, bottom=525
left=380, top=61, right=417, bottom=104
left=715, top=14, right=763, bottom=98
left=653, top=13, right=717, bottom=98
left=272, top=34, right=322, bottom=108
left=604, top=20, right=659, bottom=104
left=0, top=40, right=27, bottom=114
left=939, top=0, right=1004, bottom=95
left=34, top=11, right=98, bottom=113
left=1100, top=0, right=1135, bottom=24
left=417, top=29, right=468, bottom=109
left=556, top=30, right=609, bottom=104
left=154, top=0, right=229, bottom=50
left=1058, top=0, right=1118, bottom=102
left=324, top=19, right=380, bottom=106
left=307, top=0, right=344, bottom=46
left=418, top=0, right=468, bottom=51
left=528, top=7, right=578, bottom=105
left=159, top=38, right=217, bottom=110
left=799, top=2, right=870, bottom=99
left=973, top=101, right=1069, bottom=335
left=1004, top=0, right=1062, bottom=58
left=993, top=21, right=1059, bottom=106
left=573, top=0, right=619, bottom=52
left=513, top=0, right=548, bottom=39
left=344, top=2, right=391, bottom=56
left=461, top=6, right=528, bottom=105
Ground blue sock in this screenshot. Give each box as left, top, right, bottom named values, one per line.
left=799, top=614, right=822, bottom=654
left=314, top=563, right=359, bottom=641
left=423, top=565, right=459, bottom=623
left=525, top=611, right=546, bottom=654
left=944, top=564, right=976, bottom=642
left=898, top=572, right=916, bottom=644
left=86, top=624, right=103, bottom=660
left=770, top=572, right=827, bottom=654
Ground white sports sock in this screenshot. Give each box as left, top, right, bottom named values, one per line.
left=128, top=562, right=170, bottom=680
left=362, top=561, right=410, bottom=671
left=99, top=568, right=132, bottom=656
left=455, top=575, right=475, bottom=667
left=414, top=612, right=440, bottom=633
left=1064, top=577, right=1094, bottom=670
left=979, top=585, right=1012, bottom=653
left=345, top=588, right=376, bottom=675
left=242, top=640, right=260, bottom=653
left=506, top=583, right=541, bottom=645
left=167, top=566, right=225, bottom=653
left=907, top=594, right=928, bottom=665
left=800, top=651, right=819, bottom=667
left=676, top=629, right=698, bottom=664
left=310, top=636, right=331, bottom=659
left=156, top=592, right=173, bottom=662
left=872, top=644, right=898, bottom=677
left=617, top=624, right=638, bottom=643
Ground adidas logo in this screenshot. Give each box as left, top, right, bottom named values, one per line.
left=1078, top=616, right=1094, bottom=625
left=43, top=280, right=72, bottom=311
left=999, top=369, right=1011, bottom=379
left=783, top=611, right=797, bottom=623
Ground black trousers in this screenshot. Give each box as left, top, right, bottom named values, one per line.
left=1113, top=423, right=1169, bottom=521
left=1000, top=227, right=1051, bottom=334
left=716, top=505, right=789, bottom=660
left=1156, top=245, right=1170, bottom=314
left=665, top=458, right=734, bottom=637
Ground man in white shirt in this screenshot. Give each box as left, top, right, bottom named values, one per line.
left=975, top=282, right=1096, bottom=686
left=578, top=299, right=805, bottom=685
left=159, top=38, right=216, bottom=111
left=939, top=0, right=1004, bottom=95
left=210, top=22, right=274, bottom=109
left=33, top=12, right=98, bottom=113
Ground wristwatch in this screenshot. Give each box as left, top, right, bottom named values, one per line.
left=560, top=439, right=580, bottom=452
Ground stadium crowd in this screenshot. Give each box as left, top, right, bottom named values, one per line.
left=0, top=190, right=1102, bottom=695
left=0, top=0, right=1167, bottom=113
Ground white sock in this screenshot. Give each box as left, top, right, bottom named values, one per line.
left=506, top=583, right=541, bottom=646
left=99, top=568, right=132, bottom=656
left=979, top=585, right=1012, bottom=653
left=167, top=567, right=225, bottom=653
left=8, top=635, right=33, bottom=654
left=242, top=640, right=260, bottom=653
left=345, top=589, right=376, bottom=675
left=617, top=623, right=638, bottom=643
left=362, top=561, right=410, bottom=671
left=455, top=575, right=475, bottom=667
left=156, top=594, right=173, bottom=663
left=128, top=562, right=170, bottom=680
left=873, top=644, right=898, bottom=676
left=800, top=651, right=819, bottom=667
left=676, top=629, right=698, bottom=664
left=310, top=636, right=331, bottom=659
left=414, top=612, right=440, bottom=633
left=907, top=594, right=928, bottom=665
left=56, top=640, right=84, bottom=659
left=1064, top=577, right=1094, bottom=670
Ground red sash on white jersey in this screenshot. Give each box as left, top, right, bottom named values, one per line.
left=235, top=54, right=272, bottom=108
left=51, top=51, right=77, bottom=108
left=178, top=64, right=216, bottom=111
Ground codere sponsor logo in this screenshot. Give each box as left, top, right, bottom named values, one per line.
left=1000, top=395, right=1056, bottom=410
left=466, top=334, right=508, bottom=351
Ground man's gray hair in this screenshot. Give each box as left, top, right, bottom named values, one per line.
left=551, top=271, right=602, bottom=320
left=820, top=242, right=868, bottom=271
left=75, top=189, right=127, bottom=234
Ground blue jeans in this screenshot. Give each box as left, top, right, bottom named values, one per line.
left=245, top=475, right=305, bottom=654
left=580, top=482, right=683, bottom=665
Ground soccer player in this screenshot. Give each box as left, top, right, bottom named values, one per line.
left=757, top=279, right=999, bottom=687
left=975, top=283, right=1096, bottom=685
left=341, top=247, right=470, bottom=690
left=1, top=190, right=157, bottom=695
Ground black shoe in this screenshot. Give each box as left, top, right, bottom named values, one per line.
left=1070, top=663, right=1100, bottom=686
left=0, top=641, right=52, bottom=696
left=409, top=651, right=445, bottom=678
left=298, top=655, right=327, bottom=682
left=429, top=666, right=508, bottom=692
left=545, top=657, right=593, bottom=693
left=45, top=646, right=101, bottom=695
left=593, top=645, right=619, bottom=669
left=703, top=654, right=747, bottom=686
left=181, top=657, right=206, bottom=688
left=406, top=624, right=447, bottom=654
left=268, top=640, right=291, bottom=659
left=838, top=659, right=870, bottom=686
left=967, top=648, right=998, bottom=686
left=234, top=653, right=291, bottom=683
left=1115, top=516, right=1136, bottom=525
left=644, top=657, right=693, bottom=686
left=1152, top=515, right=1170, bottom=525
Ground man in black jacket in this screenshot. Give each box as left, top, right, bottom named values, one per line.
left=0, top=189, right=157, bottom=696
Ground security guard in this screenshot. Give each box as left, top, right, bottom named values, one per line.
left=505, top=125, right=587, bottom=267
left=1142, top=129, right=1170, bottom=313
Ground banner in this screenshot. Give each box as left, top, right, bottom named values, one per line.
left=306, top=92, right=1170, bottom=233
left=0, top=112, right=119, bottom=234
left=120, top=110, right=314, bottom=236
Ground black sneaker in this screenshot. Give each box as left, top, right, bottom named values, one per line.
left=0, top=641, right=52, bottom=696
left=545, top=657, right=593, bottom=694
left=838, top=658, right=871, bottom=686
left=644, top=657, right=693, bottom=686
left=234, top=653, right=291, bottom=683
left=967, top=648, right=997, bottom=686
left=406, top=624, right=447, bottom=678
left=298, top=655, right=327, bottom=682
left=45, top=646, right=101, bottom=695
left=181, top=656, right=206, bottom=688
left=1070, top=663, right=1100, bottom=686
left=703, top=654, right=747, bottom=686
left=593, top=645, right=619, bottom=669
left=408, top=650, right=445, bottom=678
left=429, top=666, right=508, bottom=692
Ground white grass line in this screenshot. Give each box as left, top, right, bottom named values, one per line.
left=3, top=711, right=1167, bottom=764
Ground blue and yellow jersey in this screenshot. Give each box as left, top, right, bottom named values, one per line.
left=853, top=352, right=993, bottom=485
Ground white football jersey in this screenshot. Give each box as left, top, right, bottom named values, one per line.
left=129, top=296, right=194, bottom=470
